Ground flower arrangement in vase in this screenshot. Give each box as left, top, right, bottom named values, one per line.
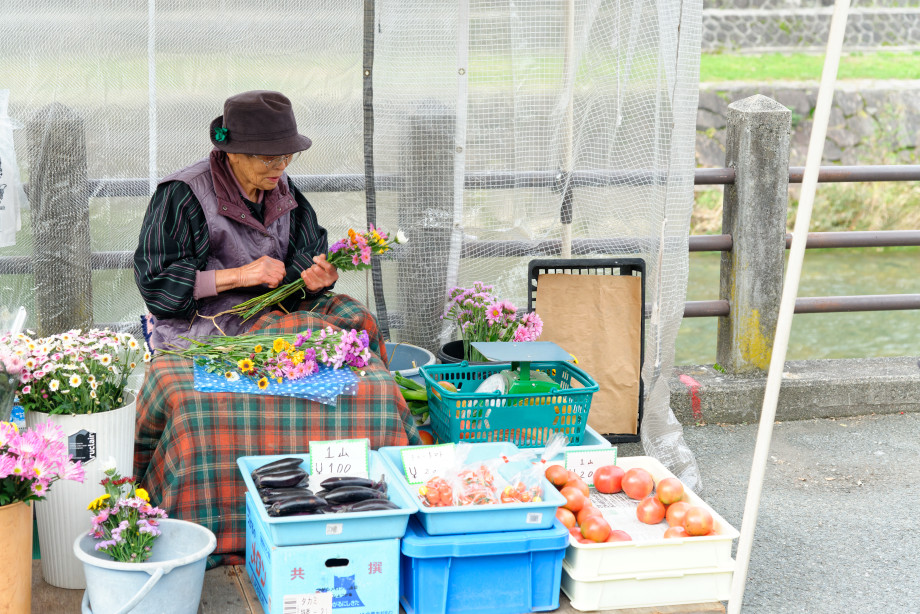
left=441, top=282, right=544, bottom=362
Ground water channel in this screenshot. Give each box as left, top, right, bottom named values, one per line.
left=676, top=247, right=920, bottom=366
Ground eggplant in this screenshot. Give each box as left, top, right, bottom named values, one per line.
left=320, top=475, right=388, bottom=493
left=259, top=487, right=313, bottom=504
left=253, top=468, right=308, bottom=489
left=338, top=499, right=400, bottom=513
left=251, top=457, right=304, bottom=479
left=267, top=494, right=328, bottom=517
left=322, top=485, right=388, bottom=505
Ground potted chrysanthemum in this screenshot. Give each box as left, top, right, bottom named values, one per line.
left=73, top=462, right=215, bottom=614
left=0, top=328, right=151, bottom=589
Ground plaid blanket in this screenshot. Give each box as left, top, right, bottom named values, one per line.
left=134, top=294, right=422, bottom=567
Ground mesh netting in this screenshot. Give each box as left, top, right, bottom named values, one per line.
left=0, top=0, right=703, bottom=488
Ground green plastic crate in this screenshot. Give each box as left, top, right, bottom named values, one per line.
left=419, top=360, right=599, bottom=447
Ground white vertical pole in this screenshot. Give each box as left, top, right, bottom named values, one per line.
left=560, top=0, right=575, bottom=259
left=727, top=1, right=851, bottom=612
left=147, top=0, right=158, bottom=193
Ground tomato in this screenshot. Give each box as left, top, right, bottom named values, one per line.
left=418, top=430, right=435, bottom=445
left=563, top=478, right=590, bottom=498
left=664, top=526, right=690, bottom=539
left=568, top=526, right=590, bottom=544
left=545, top=465, right=570, bottom=489
left=683, top=506, right=714, bottom=536
left=593, top=465, right=625, bottom=494
left=576, top=503, right=602, bottom=526
left=665, top=500, right=691, bottom=527
left=605, top=529, right=633, bottom=542
left=580, top=515, right=611, bottom=543
left=656, top=477, right=685, bottom=505
left=560, top=486, right=587, bottom=513
left=635, top=495, right=666, bottom=525
left=555, top=507, right=577, bottom=529
left=622, top=468, right=654, bottom=500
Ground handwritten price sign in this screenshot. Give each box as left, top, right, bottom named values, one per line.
left=400, top=444, right=456, bottom=485
left=282, top=591, right=332, bottom=614
left=309, top=438, right=370, bottom=491
left=564, top=447, right=618, bottom=486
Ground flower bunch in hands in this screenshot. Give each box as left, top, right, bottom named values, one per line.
left=164, top=326, right=373, bottom=388
left=87, top=462, right=167, bottom=563
left=0, top=420, right=84, bottom=506
left=0, top=329, right=149, bottom=415
left=229, top=226, right=406, bottom=321
left=442, top=282, right=544, bottom=362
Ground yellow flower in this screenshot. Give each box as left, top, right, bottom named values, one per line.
left=135, top=488, right=150, bottom=502
left=253, top=344, right=263, bottom=353
left=257, top=377, right=269, bottom=390
left=238, top=358, right=254, bottom=372
left=272, top=338, right=285, bottom=353
left=87, top=493, right=111, bottom=511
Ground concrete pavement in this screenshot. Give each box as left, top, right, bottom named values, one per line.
left=617, top=410, right=920, bottom=613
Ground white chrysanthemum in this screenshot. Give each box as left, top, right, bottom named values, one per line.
left=143, top=351, right=152, bottom=363
left=128, top=338, right=139, bottom=349
left=224, top=371, right=240, bottom=382
left=25, top=358, right=36, bottom=369
left=69, top=374, right=82, bottom=387
left=89, top=389, right=97, bottom=399
left=101, top=456, right=118, bottom=472
left=90, top=380, right=98, bottom=390
left=49, top=379, right=60, bottom=391
left=99, top=354, right=112, bottom=366
left=396, top=229, right=408, bottom=244
left=87, top=374, right=95, bottom=383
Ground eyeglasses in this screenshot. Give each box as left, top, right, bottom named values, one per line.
left=248, top=152, right=301, bottom=169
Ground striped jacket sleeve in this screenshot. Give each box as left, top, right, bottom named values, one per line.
left=281, top=179, right=333, bottom=309
left=134, top=181, right=209, bottom=319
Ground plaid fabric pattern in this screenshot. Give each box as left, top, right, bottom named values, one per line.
left=134, top=294, right=422, bottom=567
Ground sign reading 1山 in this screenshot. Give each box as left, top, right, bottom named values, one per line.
left=309, top=438, right=370, bottom=492
left=68, top=429, right=97, bottom=463
left=564, top=447, right=618, bottom=486
left=400, top=444, right=456, bottom=485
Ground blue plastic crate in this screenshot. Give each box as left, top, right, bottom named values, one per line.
left=245, top=493, right=400, bottom=614
left=420, top=360, right=598, bottom=448
left=238, top=451, right=419, bottom=547
left=400, top=516, right=569, bottom=614
left=378, top=442, right=567, bottom=536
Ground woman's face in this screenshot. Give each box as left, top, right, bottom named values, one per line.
left=226, top=153, right=296, bottom=199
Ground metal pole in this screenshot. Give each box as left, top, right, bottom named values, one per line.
left=727, top=1, right=851, bottom=611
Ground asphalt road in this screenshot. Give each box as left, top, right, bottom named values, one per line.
left=617, top=411, right=920, bottom=614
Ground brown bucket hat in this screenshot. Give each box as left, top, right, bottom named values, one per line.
left=209, top=90, right=313, bottom=155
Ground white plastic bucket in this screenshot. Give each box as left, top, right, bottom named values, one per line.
left=385, top=342, right=435, bottom=384
left=74, top=518, right=216, bottom=614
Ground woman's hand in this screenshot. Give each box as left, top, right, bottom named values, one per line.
left=233, top=255, right=286, bottom=289
left=300, top=254, right=338, bottom=292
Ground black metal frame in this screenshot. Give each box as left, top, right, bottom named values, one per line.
left=527, top=258, right=646, bottom=445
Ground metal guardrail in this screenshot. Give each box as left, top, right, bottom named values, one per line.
left=4, top=165, right=919, bottom=318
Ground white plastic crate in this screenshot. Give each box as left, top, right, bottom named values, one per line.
left=561, top=559, right=735, bottom=611
left=563, top=455, right=739, bottom=577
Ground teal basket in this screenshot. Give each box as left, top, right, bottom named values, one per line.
left=419, top=360, right=599, bottom=448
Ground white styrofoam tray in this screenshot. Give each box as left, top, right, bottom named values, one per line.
left=561, top=559, right=735, bottom=612
left=562, top=455, right=740, bottom=577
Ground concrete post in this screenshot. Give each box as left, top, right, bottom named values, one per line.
left=26, top=103, right=93, bottom=335
left=717, top=95, right=791, bottom=374
left=397, top=103, right=455, bottom=353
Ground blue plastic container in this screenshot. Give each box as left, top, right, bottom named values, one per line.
left=400, top=517, right=569, bottom=614
left=378, top=442, right=566, bottom=536
left=237, top=451, right=419, bottom=546
left=420, top=360, right=598, bottom=447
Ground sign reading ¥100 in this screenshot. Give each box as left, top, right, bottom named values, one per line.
left=308, top=438, right=370, bottom=492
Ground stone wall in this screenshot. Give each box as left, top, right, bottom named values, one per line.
left=696, top=81, right=920, bottom=167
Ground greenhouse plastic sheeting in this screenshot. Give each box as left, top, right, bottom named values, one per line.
left=0, top=0, right=703, bottom=488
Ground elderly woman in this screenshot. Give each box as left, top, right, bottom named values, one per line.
left=135, top=90, right=339, bottom=349
left=132, top=90, right=419, bottom=568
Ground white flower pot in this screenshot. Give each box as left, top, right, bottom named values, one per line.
left=26, top=393, right=136, bottom=589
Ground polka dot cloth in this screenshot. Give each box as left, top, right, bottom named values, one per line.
left=193, top=362, right=360, bottom=406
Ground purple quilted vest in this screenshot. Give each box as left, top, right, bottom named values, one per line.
left=149, top=152, right=298, bottom=349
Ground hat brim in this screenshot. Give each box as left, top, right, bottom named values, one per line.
left=208, top=116, right=313, bottom=155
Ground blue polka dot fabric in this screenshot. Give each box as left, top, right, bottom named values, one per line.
left=193, top=362, right=360, bottom=406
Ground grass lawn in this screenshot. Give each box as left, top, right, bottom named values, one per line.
left=700, top=51, right=920, bottom=82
